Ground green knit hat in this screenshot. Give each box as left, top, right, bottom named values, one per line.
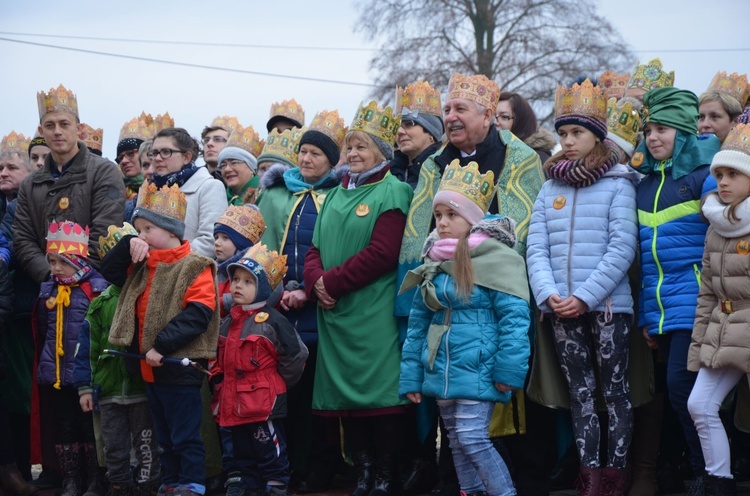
left=642, top=87, right=699, bottom=136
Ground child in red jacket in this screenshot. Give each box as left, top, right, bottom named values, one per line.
left=211, top=244, right=308, bottom=496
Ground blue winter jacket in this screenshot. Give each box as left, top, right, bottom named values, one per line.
left=399, top=218, right=531, bottom=404
left=527, top=164, right=639, bottom=315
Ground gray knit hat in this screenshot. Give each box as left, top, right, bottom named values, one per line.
left=401, top=108, right=444, bottom=142
left=132, top=182, right=187, bottom=240
left=218, top=146, right=257, bottom=172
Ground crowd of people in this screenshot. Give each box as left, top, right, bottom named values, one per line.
left=0, top=57, right=749, bottom=496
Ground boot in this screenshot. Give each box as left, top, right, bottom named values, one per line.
left=131, top=480, right=159, bottom=496
left=56, top=444, right=82, bottom=496
left=0, top=463, right=37, bottom=496
left=687, top=473, right=707, bottom=496
left=705, top=475, right=736, bottom=496
left=82, top=443, right=108, bottom=496
left=402, top=458, right=438, bottom=495
left=350, top=450, right=375, bottom=496
left=575, top=466, right=601, bottom=496
left=628, top=397, right=662, bottom=496
left=368, top=453, right=400, bottom=496
left=600, top=467, right=626, bottom=496
left=107, top=484, right=133, bottom=496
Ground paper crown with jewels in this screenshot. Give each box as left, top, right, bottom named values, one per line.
left=555, top=78, right=608, bottom=123
left=46, top=220, right=90, bottom=258
left=606, top=98, right=642, bottom=156
left=119, top=112, right=155, bottom=142
left=349, top=101, right=401, bottom=145
left=396, top=81, right=443, bottom=117
left=215, top=205, right=266, bottom=246
left=308, top=109, right=347, bottom=150
left=447, top=72, right=500, bottom=111
left=628, top=58, right=675, bottom=93
left=706, top=71, right=750, bottom=106
left=153, top=113, right=174, bottom=134
left=599, top=71, right=630, bottom=100
left=1, top=131, right=31, bottom=156
left=268, top=99, right=305, bottom=129
left=37, top=84, right=79, bottom=119
left=242, top=243, right=288, bottom=291
left=257, top=126, right=306, bottom=167
left=226, top=125, right=265, bottom=158
left=210, top=116, right=241, bottom=134
left=438, top=159, right=495, bottom=214
left=78, top=123, right=103, bottom=152
left=135, top=182, right=187, bottom=222
left=97, top=223, right=138, bottom=259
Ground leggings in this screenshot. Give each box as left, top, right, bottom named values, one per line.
left=551, top=312, right=633, bottom=469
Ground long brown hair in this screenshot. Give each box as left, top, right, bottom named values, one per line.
left=725, top=194, right=750, bottom=223
left=453, top=229, right=475, bottom=301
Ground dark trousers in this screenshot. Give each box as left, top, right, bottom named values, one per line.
left=231, top=420, right=290, bottom=490
left=42, top=385, right=95, bottom=445
left=146, top=383, right=205, bottom=490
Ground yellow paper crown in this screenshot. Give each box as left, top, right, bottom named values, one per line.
left=98, top=223, right=138, bottom=259
left=555, top=78, right=607, bottom=122
left=349, top=101, right=401, bottom=145
left=153, top=113, right=174, bottom=134
left=1, top=131, right=31, bottom=156
left=438, top=159, right=495, bottom=214
left=215, top=205, right=266, bottom=246
left=269, top=99, right=305, bottom=127
left=37, top=84, right=79, bottom=119
left=606, top=98, right=642, bottom=147
left=308, top=109, right=347, bottom=151
left=706, top=71, right=750, bottom=106
left=258, top=126, right=307, bottom=166
left=599, top=71, right=631, bottom=100
left=135, top=182, right=187, bottom=222
left=720, top=123, right=750, bottom=157
left=396, top=81, right=443, bottom=117
left=78, top=123, right=103, bottom=152
left=46, top=220, right=90, bottom=258
left=244, top=243, right=288, bottom=291
left=119, top=112, right=155, bottom=142
left=628, top=58, right=675, bottom=92
left=447, top=72, right=500, bottom=111
left=226, top=125, right=265, bottom=158
left=210, top=116, right=241, bottom=134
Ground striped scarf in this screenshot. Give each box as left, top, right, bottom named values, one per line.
left=546, top=142, right=619, bottom=188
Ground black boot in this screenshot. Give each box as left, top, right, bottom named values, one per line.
left=705, top=474, right=736, bottom=496
left=56, top=444, right=82, bottom=496
left=82, top=443, right=108, bottom=496
left=402, top=458, right=437, bottom=495
left=350, top=450, right=375, bottom=496
left=0, top=463, right=37, bottom=496
left=368, top=453, right=400, bottom=496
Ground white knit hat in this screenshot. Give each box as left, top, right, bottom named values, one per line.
left=710, top=124, right=750, bottom=177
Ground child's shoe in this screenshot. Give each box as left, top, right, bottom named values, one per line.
left=223, top=475, right=245, bottom=496
left=262, top=485, right=288, bottom=496
left=156, top=485, right=177, bottom=496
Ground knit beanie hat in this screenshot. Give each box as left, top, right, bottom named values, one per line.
left=28, top=135, right=47, bottom=153
left=554, top=79, right=608, bottom=141
left=132, top=182, right=187, bottom=240
left=214, top=205, right=266, bottom=253
left=299, top=129, right=340, bottom=166
left=218, top=146, right=257, bottom=172
left=710, top=123, right=750, bottom=177
left=117, top=138, right=144, bottom=157
left=401, top=108, right=444, bottom=142
left=370, top=134, right=394, bottom=161
left=642, top=87, right=699, bottom=136
left=227, top=244, right=287, bottom=304
left=433, top=159, right=494, bottom=225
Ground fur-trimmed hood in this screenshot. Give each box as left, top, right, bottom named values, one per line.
left=259, top=163, right=346, bottom=190
left=421, top=214, right=517, bottom=258
left=524, top=127, right=556, bottom=155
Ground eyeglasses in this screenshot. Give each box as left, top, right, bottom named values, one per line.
left=202, top=136, right=228, bottom=145
left=218, top=159, right=247, bottom=171
left=495, top=114, right=514, bottom=123
left=148, top=148, right=183, bottom=160
left=401, top=120, right=419, bottom=129
left=115, top=149, right=137, bottom=164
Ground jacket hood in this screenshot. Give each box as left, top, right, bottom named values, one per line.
left=421, top=214, right=518, bottom=258
left=603, top=163, right=642, bottom=185
left=525, top=128, right=556, bottom=154
left=259, top=163, right=292, bottom=189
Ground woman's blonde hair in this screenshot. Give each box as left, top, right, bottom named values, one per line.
left=344, top=130, right=386, bottom=163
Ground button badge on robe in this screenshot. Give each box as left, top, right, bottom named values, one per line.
left=58, top=197, right=70, bottom=210
left=255, top=312, right=269, bottom=323
left=355, top=203, right=370, bottom=217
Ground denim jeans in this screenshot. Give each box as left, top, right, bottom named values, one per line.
left=437, top=399, right=516, bottom=495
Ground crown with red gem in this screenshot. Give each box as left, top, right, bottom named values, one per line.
left=46, top=220, right=90, bottom=258
left=98, top=223, right=138, bottom=259
left=599, top=71, right=630, bottom=100
left=1, top=131, right=31, bottom=156
left=37, top=84, right=78, bottom=119
left=349, top=101, right=401, bottom=145
left=308, top=110, right=347, bottom=151
left=135, top=182, right=187, bottom=222
left=555, top=78, right=608, bottom=123
left=210, top=116, right=241, bottom=134
left=243, top=243, right=288, bottom=291
left=119, top=112, right=155, bottom=142
left=226, top=125, right=265, bottom=158
left=447, top=72, right=500, bottom=111
left=269, top=99, right=305, bottom=128
left=215, top=205, right=266, bottom=246
left=78, top=123, right=103, bottom=152
left=706, top=71, right=750, bottom=106
left=396, top=81, right=443, bottom=117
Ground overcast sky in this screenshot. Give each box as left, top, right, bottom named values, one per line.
left=1, top=0, right=747, bottom=160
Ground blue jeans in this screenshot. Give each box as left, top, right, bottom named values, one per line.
left=146, top=383, right=205, bottom=494
left=437, top=399, right=516, bottom=495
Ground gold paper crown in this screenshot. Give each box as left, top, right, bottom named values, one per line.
left=226, top=125, right=265, bottom=158
left=153, top=113, right=174, bottom=134
left=447, top=72, right=500, bottom=111
left=243, top=243, right=288, bottom=291
left=135, top=182, right=187, bottom=222
left=599, top=71, right=630, bottom=100
left=706, top=71, right=750, bottom=106
left=349, top=101, right=401, bottom=145
left=37, top=84, right=79, bottom=119
left=210, top=116, right=241, bottom=134
left=98, top=223, right=138, bottom=259
left=555, top=78, right=607, bottom=122
left=78, top=123, right=103, bottom=152
left=308, top=110, right=347, bottom=150
left=628, top=58, right=675, bottom=92
left=396, top=81, right=443, bottom=117
left=46, top=220, right=90, bottom=258
left=258, top=126, right=307, bottom=166
left=269, top=99, right=305, bottom=127
left=606, top=98, right=642, bottom=147
left=1, top=131, right=31, bottom=156
left=119, top=112, right=155, bottom=142
left=438, top=159, right=495, bottom=214
left=215, top=205, right=266, bottom=246
left=720, top=123, right=750, bottom=157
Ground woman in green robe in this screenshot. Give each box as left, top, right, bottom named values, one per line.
left=303, top=101, right=414, bottom=496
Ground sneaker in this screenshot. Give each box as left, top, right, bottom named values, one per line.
left=262, top=486, right=288, bottom=496
left=224, top=476, right=245, bottom=496
left=156, top=485, right=177, bottom=496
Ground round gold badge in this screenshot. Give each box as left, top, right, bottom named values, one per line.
left=737, top=240, right=749, bottom=256
left=59, top=197, right=70, bottom=210
left=553, top=196, right=566, bottom=210
left=46, top=297, right=57, bottom=309
left=355, top=204, right=370, bottom=217
left=631, top=152, right=644, bottom=167
left=254, top=312, right=269, bottom=323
